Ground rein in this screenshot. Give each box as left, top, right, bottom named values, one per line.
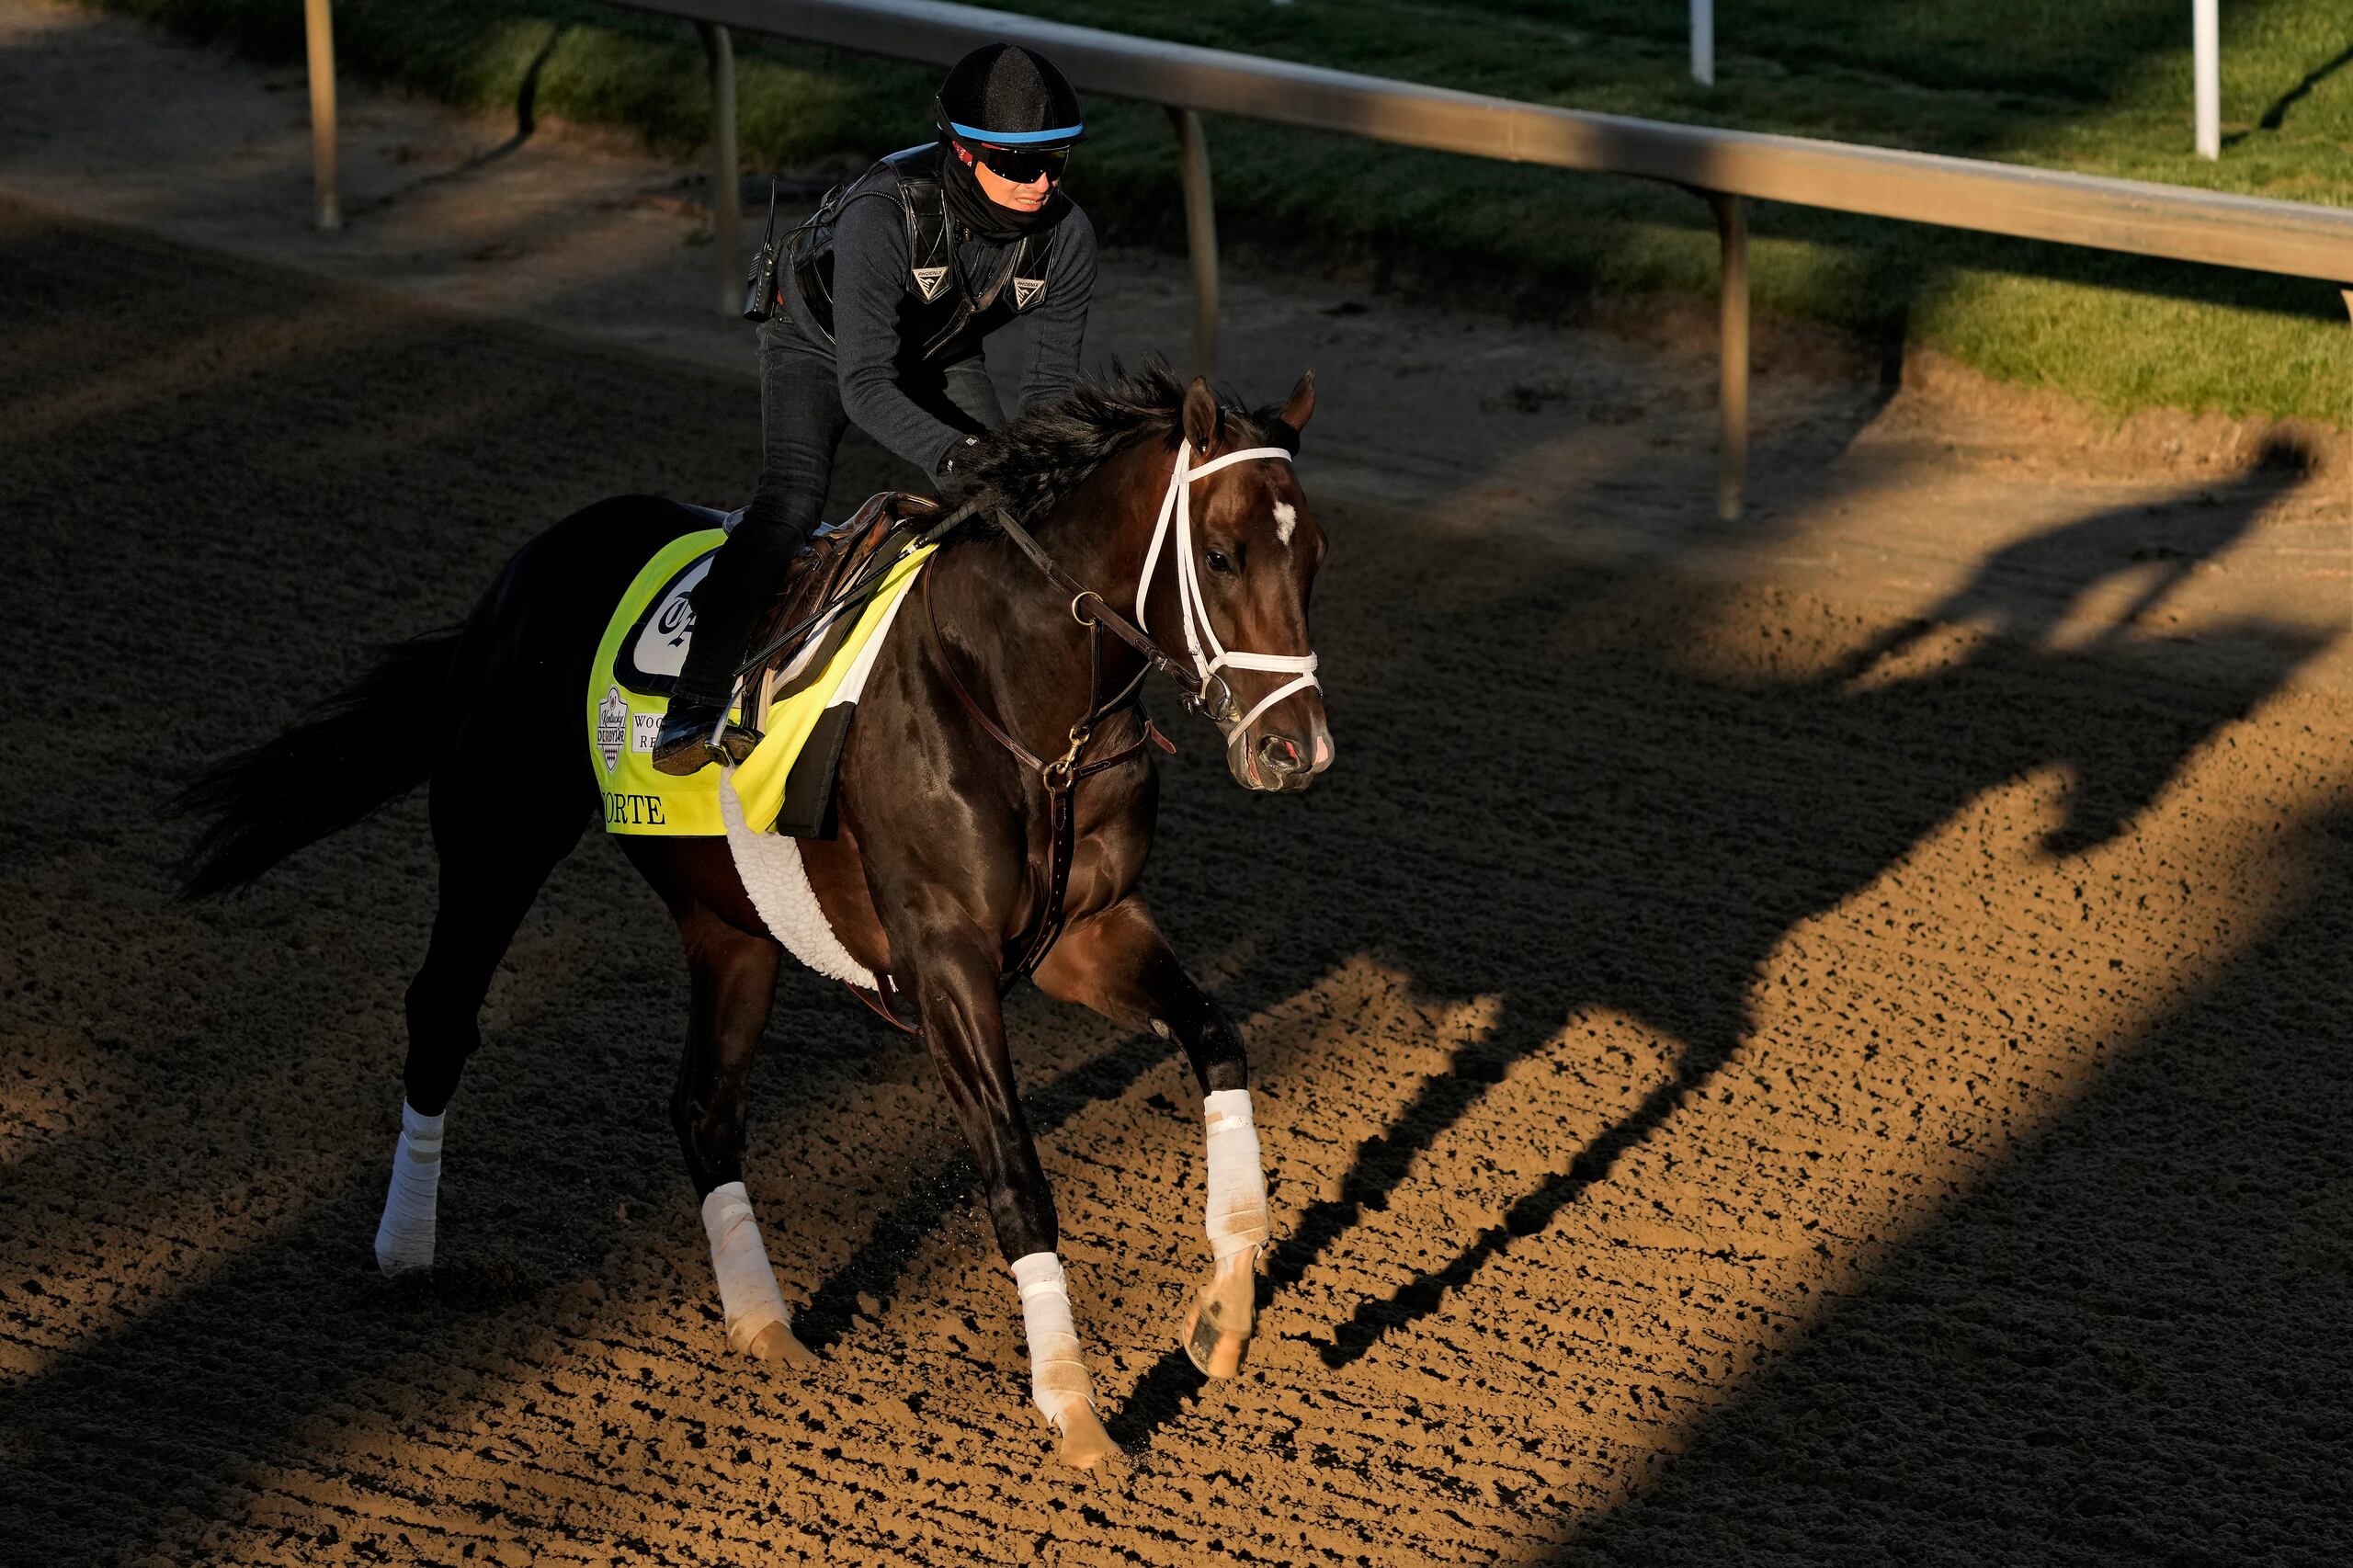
left=730, top=492, right=989, bottom=684
left=990, top=509, right=1218, bottom=717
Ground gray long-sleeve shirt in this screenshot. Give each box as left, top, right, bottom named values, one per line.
left=782, top=187, right=1097, bottom=477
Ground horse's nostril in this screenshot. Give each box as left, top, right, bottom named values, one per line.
left=1257, top=735, right=1302, bottom=776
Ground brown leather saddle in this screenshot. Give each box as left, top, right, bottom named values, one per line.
left=739, top=490, right=938, bottom=731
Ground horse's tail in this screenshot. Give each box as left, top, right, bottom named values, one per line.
left=172, top=628, right=461, bottom=899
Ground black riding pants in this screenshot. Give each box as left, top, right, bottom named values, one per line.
left=672, top=315, right=1005, bottom=709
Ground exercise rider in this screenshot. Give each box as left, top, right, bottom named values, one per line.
left=653, top=43, right=1097, bottom=775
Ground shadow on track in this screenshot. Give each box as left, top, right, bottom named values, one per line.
left=1542, top=794, right=2353, bottom=1564
left=347, top=25, right=568, bottom=221
left=1101, top=449, right=2330, bottom=1441
left=0, top=199, right=779, bottom=1562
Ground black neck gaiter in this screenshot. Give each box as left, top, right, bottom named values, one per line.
left=938, top=140, right=1064, bottom=242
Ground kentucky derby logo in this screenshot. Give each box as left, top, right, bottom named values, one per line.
left=597, top=686, right=628, bottom=773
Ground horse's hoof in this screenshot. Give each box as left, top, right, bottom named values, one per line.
left=1053, top=1404, right=1124, bottom=1471
left=744, top=1319, right=820, bottom=1368
left=1182, top=1255, right=1258, bottom=1378
left=1182, top=1292, right=1251, bottom=1379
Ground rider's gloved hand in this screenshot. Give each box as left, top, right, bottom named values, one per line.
left=936, top=434, right=989, bottom=504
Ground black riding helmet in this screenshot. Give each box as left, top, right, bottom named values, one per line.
left=934, top=43, right=1085, bottom=184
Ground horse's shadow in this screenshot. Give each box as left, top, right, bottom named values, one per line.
left=1830, top=435, right=2302, bottom=691
left=1097, top=453, right=2331, bottom=1440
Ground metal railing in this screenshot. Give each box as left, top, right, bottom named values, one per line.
left=301, top=0, right=2353, bottom=517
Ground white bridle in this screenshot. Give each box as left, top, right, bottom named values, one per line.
left=1132, top=441, right=1322, bottom=742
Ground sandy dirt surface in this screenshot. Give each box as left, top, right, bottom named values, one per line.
left=5, top=5, right=2352, bottom=1565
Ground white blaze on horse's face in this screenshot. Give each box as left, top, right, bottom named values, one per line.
left=1193, top=460, right=1333, bottom=794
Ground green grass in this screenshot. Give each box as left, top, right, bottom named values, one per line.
left=86, top=1, right=2353, bottom=425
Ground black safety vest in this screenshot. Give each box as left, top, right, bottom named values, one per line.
left=787, top=144, right=1063, bottom=364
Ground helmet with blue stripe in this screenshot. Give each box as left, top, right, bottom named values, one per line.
left=935, top=44, right=1085, bottom=155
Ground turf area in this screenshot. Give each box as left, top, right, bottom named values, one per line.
left=84, top=0, right=2353, bottom=424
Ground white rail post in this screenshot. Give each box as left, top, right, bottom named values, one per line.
left=1711, top=192, right=1749, bottom=521
left=699, top=22, right=743, bottom=317
left=2193, top=0, right=2221, bottom=160
left=302, top=0, right=340, bottom=230
left=1169, top=108, right=1220, bottom=379
left=1690, top=0, right=1715, bottom=87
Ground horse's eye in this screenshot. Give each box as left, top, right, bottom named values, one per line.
left=1205, top=549, right=1235, bottom=575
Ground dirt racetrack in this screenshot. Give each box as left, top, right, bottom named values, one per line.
left=5, top=168, right=2353, bottom=1567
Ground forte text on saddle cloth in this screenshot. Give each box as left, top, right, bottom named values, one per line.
left=585, top=527, right=937, bottom=836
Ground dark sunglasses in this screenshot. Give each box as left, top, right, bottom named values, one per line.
left=974, top=143, right=1071, bottom=185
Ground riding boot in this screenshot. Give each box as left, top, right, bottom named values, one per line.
left=653, top=500, right=807, bottom=777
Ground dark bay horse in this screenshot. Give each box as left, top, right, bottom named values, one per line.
left=176, top=367, right=1330, bottom=1469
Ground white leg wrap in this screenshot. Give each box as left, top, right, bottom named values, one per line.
left=1203, top=1089, right=1271, bottom=1262
left=701, top=1181, right=792, bottom=1354
left=373, top=1101, right=444, bottom=1275
left=1010, top=1251, right=1095, bottom=1426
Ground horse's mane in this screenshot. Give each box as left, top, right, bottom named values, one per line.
left=956, top=358, right=1272, bottom=534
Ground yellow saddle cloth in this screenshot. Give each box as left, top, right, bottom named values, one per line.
left=585, top=527, right=936, bottom=837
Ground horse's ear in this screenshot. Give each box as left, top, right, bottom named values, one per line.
left=1262, top=370, right=1315, bottom=455
left=1182, top=375, right=1221, bottom=454
left=1279, top=371, right=1314, bottom=434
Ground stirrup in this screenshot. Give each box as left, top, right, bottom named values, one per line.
left=651, top=702, right=762, bottom=776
